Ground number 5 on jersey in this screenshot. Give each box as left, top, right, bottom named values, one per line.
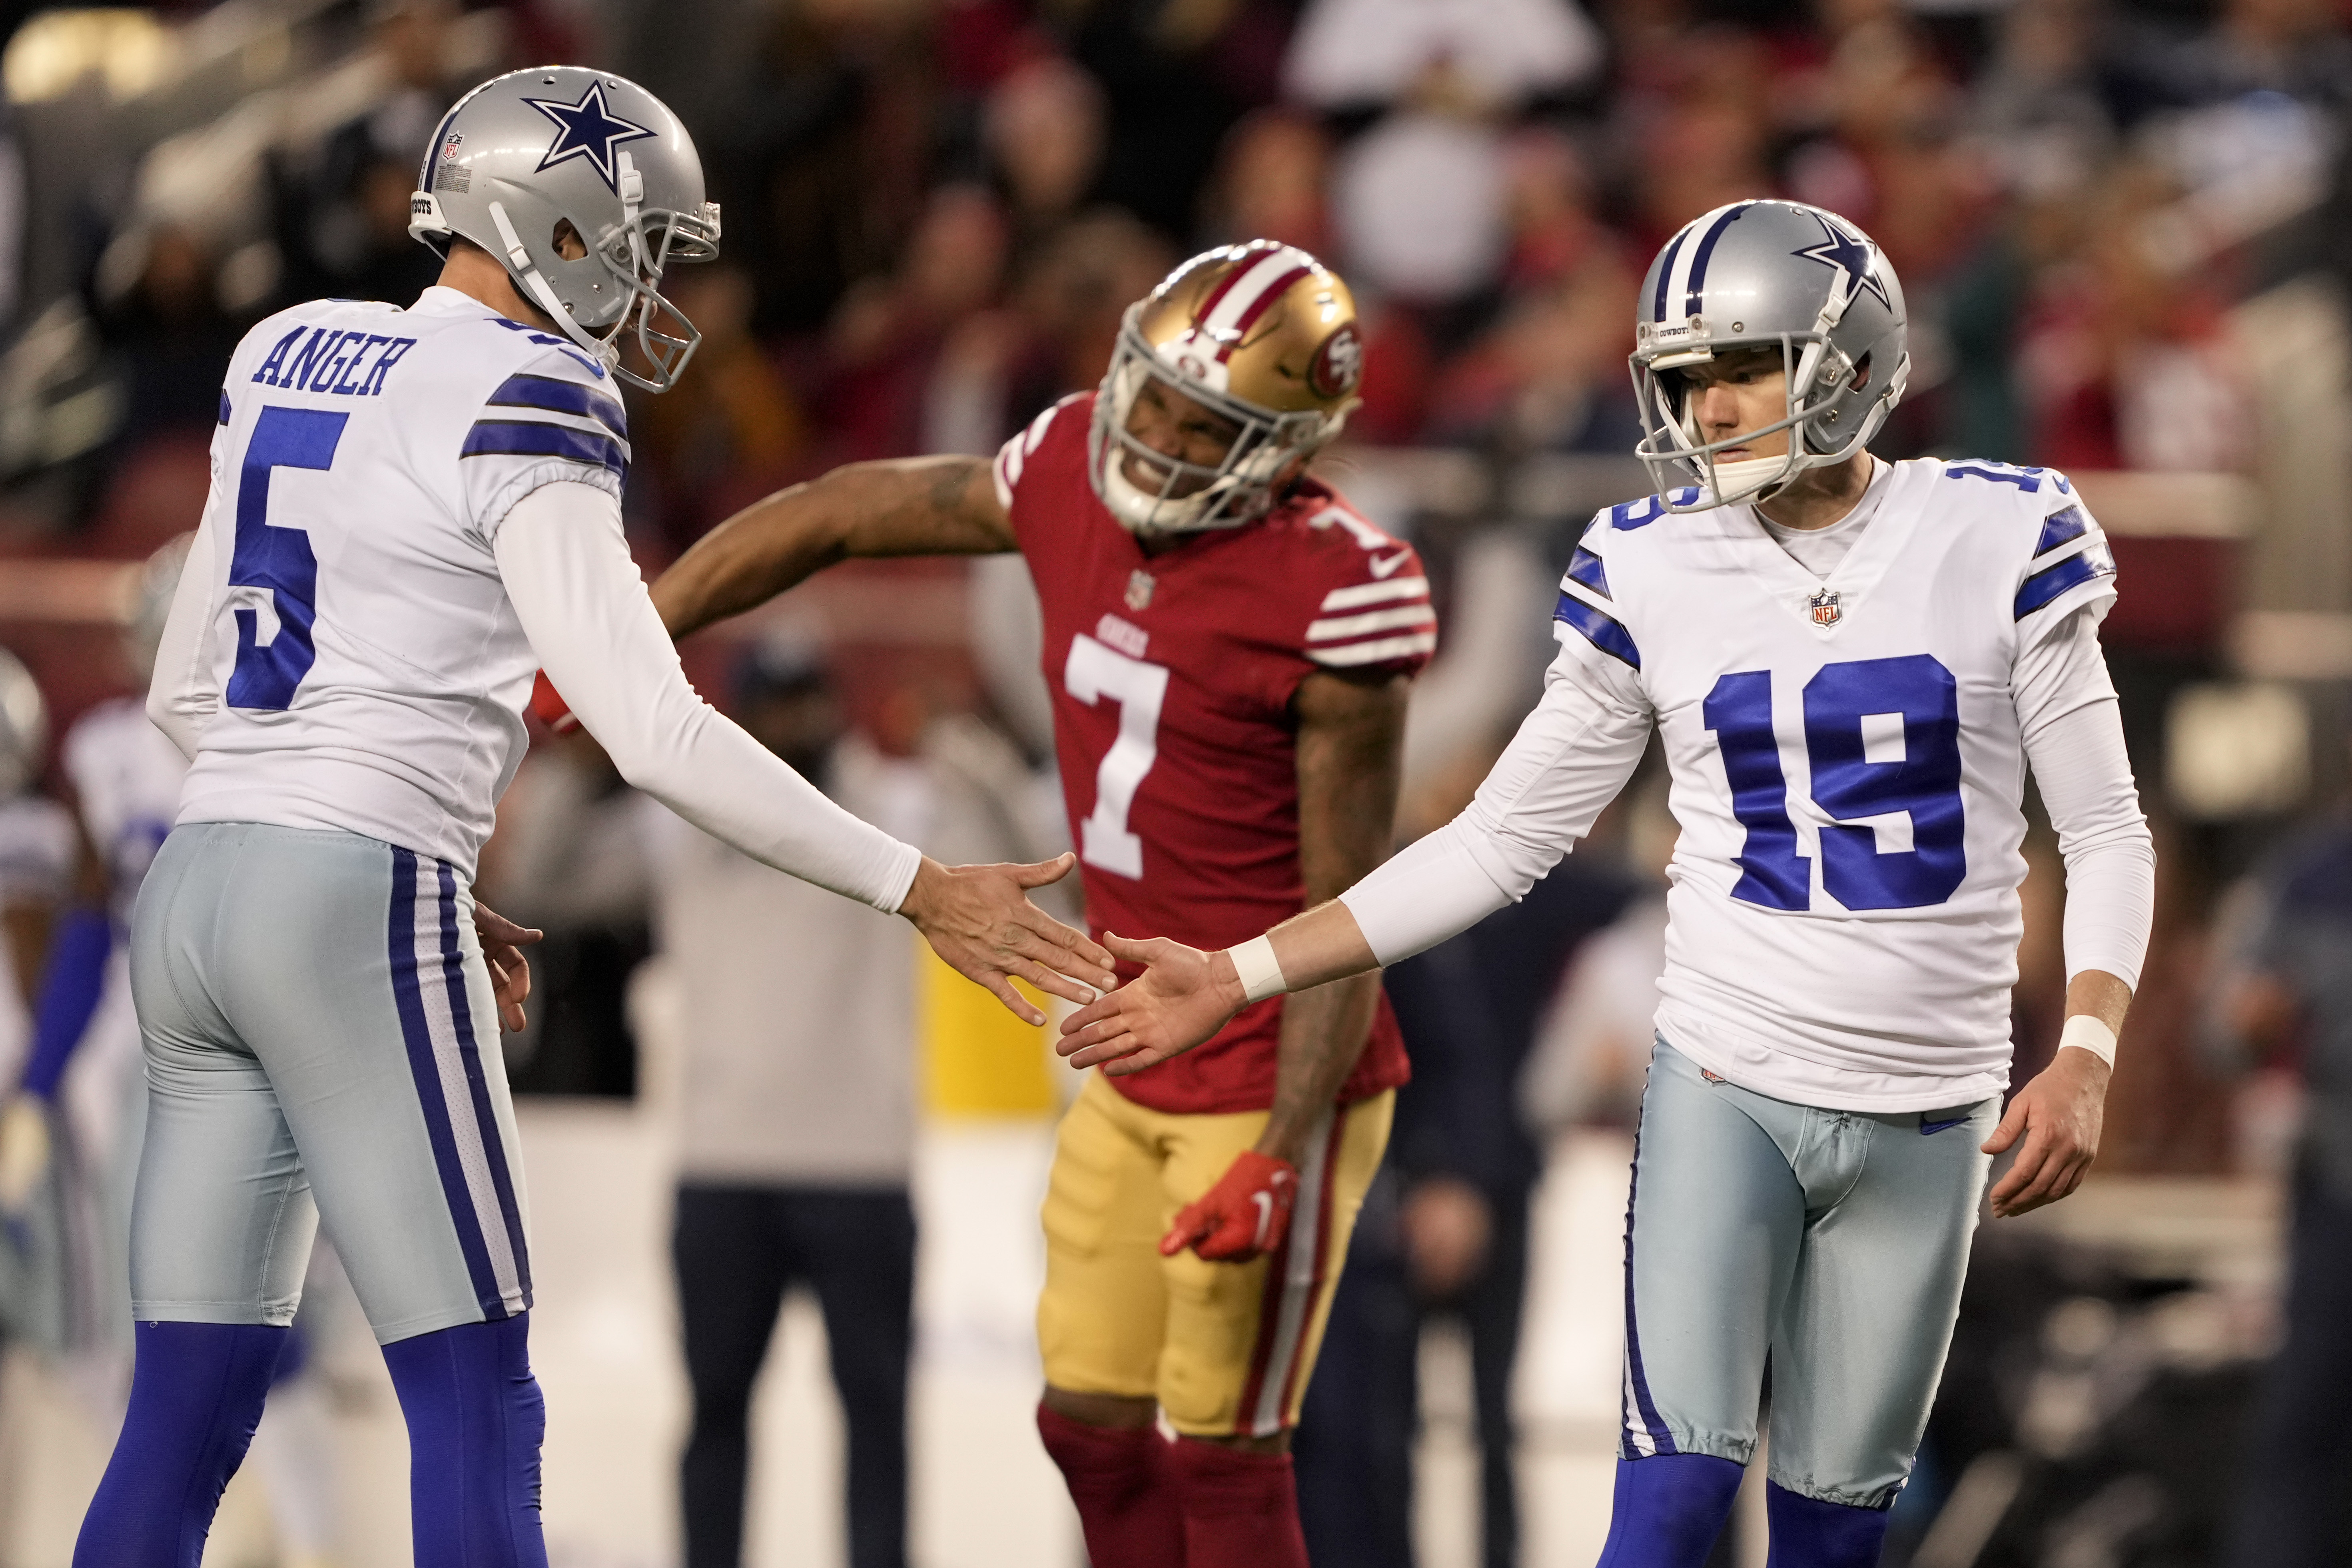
left=227, top=406, right=347, bottom=710
left=1065, top=633, right=1168, bottom=879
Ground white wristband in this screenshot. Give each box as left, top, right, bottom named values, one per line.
left=1227, top=936, right=1288, bottom=1005
left=2058, top=1013, right=2117, bottom=1069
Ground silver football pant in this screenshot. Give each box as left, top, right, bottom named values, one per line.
left=1620, top=1037, right=1996, bottom=1508
left=128, top=821, right=531, bottom=1343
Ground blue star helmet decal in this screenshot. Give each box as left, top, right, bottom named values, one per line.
left=1791, top=210, right=1891, bottom=312
left=523, top=80, right=656, bottom=195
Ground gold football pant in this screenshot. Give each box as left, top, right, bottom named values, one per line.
left=1038, top=1072, right=1392, bottom=1438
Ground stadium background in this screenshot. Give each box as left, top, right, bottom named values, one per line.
left=0, top=0, right=2346, bottom=1562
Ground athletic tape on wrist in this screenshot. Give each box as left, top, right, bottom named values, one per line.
left=2059, top=1013, right=2117, bottom=1068
left=1227, top=936, right=1287, bottom=1005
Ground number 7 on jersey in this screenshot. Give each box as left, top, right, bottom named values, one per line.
left=1064, top=633, right=1169, bottom=880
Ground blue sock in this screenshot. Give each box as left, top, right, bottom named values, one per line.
left=1596, top=1452, right=1746, bottom=1567
left=1765, top=1481, right=1891, bottom=1567
left=73, top=1321, right=288, bottom=1567
left=381, top=1313, right=549, bottom=1568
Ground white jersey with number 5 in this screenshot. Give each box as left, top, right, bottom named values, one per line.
left=167, top=287, right=631, bottom=877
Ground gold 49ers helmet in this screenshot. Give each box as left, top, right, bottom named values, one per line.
left=1089, top=241, right=1364, bottom=534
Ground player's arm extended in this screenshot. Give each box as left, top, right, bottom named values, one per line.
left=498, top=481, right=1112, bottom=1024
left=1066, top=641, right=1653, bottom=1072
left=651, top=456, right=1013, bottom=639
left=1248, top=670, right=1410, bottom=1167
left=1985, top=607, right=2154, bottom=1217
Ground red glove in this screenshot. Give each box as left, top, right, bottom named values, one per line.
left=1161, top=1151, right=1299, bottom=1262
left=529, top=671, right=580, bottom=735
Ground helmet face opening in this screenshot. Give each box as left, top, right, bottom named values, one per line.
left=1089, top=315, right=1333, bottom=534
left=1627, top=200, right=1910, bottom=513
left=1085, top=241, right=1362, bottom=535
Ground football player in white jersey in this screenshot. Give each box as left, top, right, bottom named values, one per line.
left=72, top=67, right=1113, bottom=1565
left=1057, top=199, right=2155, bottom=1567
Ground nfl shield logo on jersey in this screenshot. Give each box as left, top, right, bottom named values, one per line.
left=1126, top=569, right=1156, bottom=612
left=1809, top=588, right=1842, bottom=627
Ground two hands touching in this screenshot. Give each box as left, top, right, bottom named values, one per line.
left=529, top=673, right=1114, bottom=1028
left=472, top=856, right=1114, bottom=1036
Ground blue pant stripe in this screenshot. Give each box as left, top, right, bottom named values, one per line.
left=1622, top=1125, right=1679, bottom=1458
left=388, top=847, right=505, bottom=1319
left=434, top=862, right=533, bottom=1307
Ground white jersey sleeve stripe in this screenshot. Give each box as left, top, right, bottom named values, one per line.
left=1307, top=604, right=1436, bottom=640
left=1321, top=577, right=1428, bottom=611
left=1308, top=631, right=1438, bottom=667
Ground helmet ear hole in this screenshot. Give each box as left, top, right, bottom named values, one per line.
left=551, top=219, right=587, bottom=262
left=1851, top=353, right=1871, bottom=391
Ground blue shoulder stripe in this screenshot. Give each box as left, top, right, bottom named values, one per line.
left=1608, top=488, right=1701, bottom=531
left=2014, top=546, right=2113, bottom=619
left=461, top=419, right=626, bottom=476
left=2033, top=504, right=2089, bottom=558
left=487, top=373, right=627, bottom=438
left=1556, top=591, right=1640, bottom=668
left=1566, top=545, right=1612, bottom=599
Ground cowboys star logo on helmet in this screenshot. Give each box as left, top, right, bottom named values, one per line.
left=1630, top=199, right=1911, bottom=513
left=410, top=67, right=720, bottom=391
left=523, top=80, right=656, bottom=195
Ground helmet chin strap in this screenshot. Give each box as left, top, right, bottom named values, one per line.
left=487, top=199, right=620, bottom=368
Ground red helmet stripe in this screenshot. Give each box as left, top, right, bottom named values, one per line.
left=1193, top=248, right=1315, bottom=358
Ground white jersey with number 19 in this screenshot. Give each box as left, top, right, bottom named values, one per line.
left=1341, top=457, right=2155, bottom=1113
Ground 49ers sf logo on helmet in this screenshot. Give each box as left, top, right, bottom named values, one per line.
left=1308, top=322, right=1363, bottom=400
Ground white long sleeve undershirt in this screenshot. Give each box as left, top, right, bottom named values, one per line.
left=1341, top=606, right=2153, bottom=991
left=493, top=482, right=921, bottom=912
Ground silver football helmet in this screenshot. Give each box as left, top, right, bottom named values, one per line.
left=409, top=66, right=720, bottom=392
left=0, top=647, right=46, bottom=798
left=1630, top=199, right=1909, bottom=511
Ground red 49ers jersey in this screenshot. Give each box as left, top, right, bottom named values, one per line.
left=993, top=394, right=1432, bottom=1115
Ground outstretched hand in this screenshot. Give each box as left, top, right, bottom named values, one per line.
left=1057, top=933, right=1247, bottom=1075
left=1983, top=1044, right=2109, bottom=1218
left=901, top=854, right=1118, bottom=1027
left=473, top=900, right=544, bottom=1034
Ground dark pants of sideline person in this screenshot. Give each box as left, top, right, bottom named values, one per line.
left=673, top=1184, right=916, bottom=1568
left=1295, top=1184, right=1530, bottom=1568
left=2228, top=1167, right=2352, bottom=1568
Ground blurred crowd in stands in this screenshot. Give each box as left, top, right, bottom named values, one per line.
left=20, top=0, right=2348, bottom=551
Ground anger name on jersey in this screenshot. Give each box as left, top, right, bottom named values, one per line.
left=994, top=392, right=1426, bottom=1116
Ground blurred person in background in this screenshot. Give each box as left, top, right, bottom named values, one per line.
left=1423, top=128, right=1642, bottom=453
left=477, top=726, right=661, bottom=1097
left=559, top=239, right=1432, bottom=1568
left=0, top=539, right=192, bottom=1409
left=824, top=183, right=1011, bottom=462
left=631, top=262, right=810, bottom=547
left=983, top=55, right=1108, bottom=267
left=0, top=647, right=71, bottom=1335
left=2206, top=812, right=2352, bottom=1568
left=657, top=633, right=1055, bottom=1568
left=276, top=0, right=473, bottom=310
left=663, top=634, right=1067, bottom=1568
